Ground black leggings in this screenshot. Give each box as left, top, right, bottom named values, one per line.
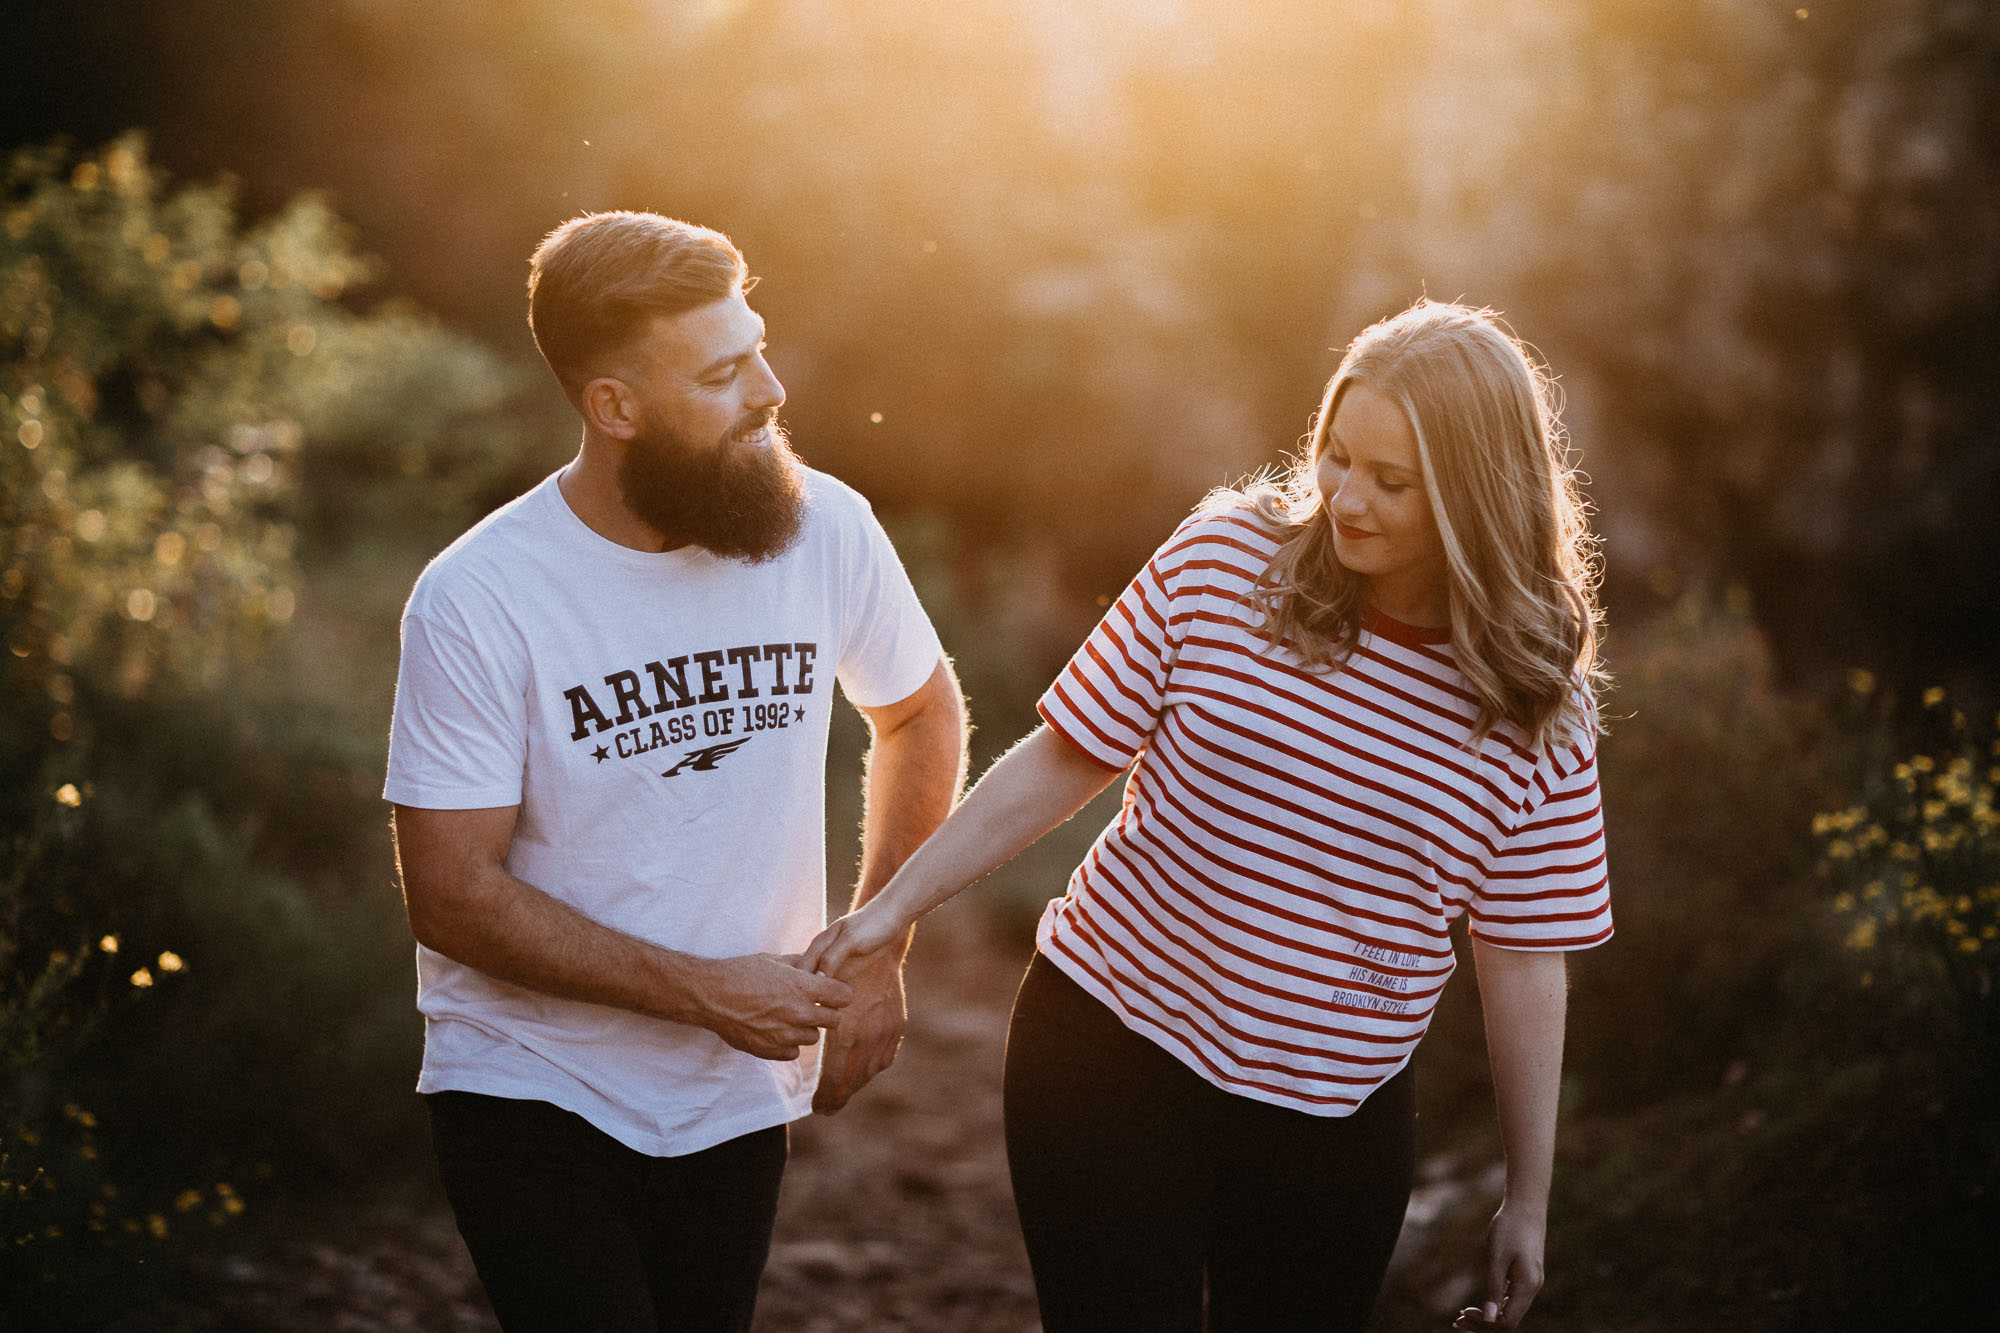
left=1003, top=953, right=1417, bottom=1333
left=426, top=1091, right=787, bottom=1333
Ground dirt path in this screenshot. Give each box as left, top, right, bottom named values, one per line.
left=753, top=902, right=1040, bottom=1332
left=150, top=901, right=1040, bottom=1333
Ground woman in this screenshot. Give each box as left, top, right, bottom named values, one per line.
left=806, top=300, right=1612, bottom=1332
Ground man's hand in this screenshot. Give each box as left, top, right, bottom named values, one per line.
left=696, top=953, right=854, bottom=1061
left=811, top=948, right=907, bottom=1114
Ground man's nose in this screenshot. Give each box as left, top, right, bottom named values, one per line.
left=749, top=356, right=785, bottom=412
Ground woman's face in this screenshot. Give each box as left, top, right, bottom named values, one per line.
left=1315, top=382, right=1448, bottom=625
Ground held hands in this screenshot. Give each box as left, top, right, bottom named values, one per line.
left=1452, top=1201, right=1546, bottom=1330
left=802, top=901, right=917, bottom=1115
left=802, top=900, right=911, bottom=981
left=699, top=952, right=853, bottom=1061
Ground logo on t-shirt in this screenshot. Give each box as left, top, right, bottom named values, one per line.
left=561, top=640, right=818, bottom=776
left=660, top=738, right=754, bottom=777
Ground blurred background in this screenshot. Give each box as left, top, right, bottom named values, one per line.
left=2, top=0, right=1995, bottom=1328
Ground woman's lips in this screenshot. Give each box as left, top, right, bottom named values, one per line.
left=1334, top=521, right=1376, bottom=540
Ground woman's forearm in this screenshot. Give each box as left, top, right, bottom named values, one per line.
left=1472, top=938, right=1568, bottom=1212
left=808, top=726, right=1123, bottom=974
left=871, top=724, right=1123, bottom=925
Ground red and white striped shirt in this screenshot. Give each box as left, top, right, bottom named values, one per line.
left=1035, top=504, right=1612, bottom=1116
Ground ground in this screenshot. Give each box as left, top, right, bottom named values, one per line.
left=144, top=901, right=1040, bottom=1332
left=141, top=899, right=1504, bottom=1332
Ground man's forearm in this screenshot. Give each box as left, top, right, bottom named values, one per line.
left=393, top=804, right=851, bottom=1060
left=408, top=857, right=719, bottom=1024
left=849, top=663, right=969, bottom=914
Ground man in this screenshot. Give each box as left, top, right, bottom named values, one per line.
left=383, top=211, right=967, bottom=1332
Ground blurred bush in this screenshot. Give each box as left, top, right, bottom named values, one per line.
left=1376, top=597, right=1998, bottom=1329
left=1816, top=690, right=2000, bottom=1074
left=0, top=134, right=519, bottom=1324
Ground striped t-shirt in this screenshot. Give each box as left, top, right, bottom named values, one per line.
left=1034, top=504, right=1613, bottom=1117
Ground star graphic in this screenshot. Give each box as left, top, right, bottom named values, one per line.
left=793, top=705, right=807, bottom=723
left=592, top=745, right=610, bottom=763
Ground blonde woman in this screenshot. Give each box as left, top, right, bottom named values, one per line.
left=807, top=300, right=1612, bottom=1332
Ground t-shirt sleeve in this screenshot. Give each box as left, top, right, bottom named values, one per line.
left=382, top=611, right=528, bottom=809
left=1035, top=520, right=1194, bottom=771
left=1467, top=734, right=1613, bottom=949
left=834, top=502, right=945, bottom=709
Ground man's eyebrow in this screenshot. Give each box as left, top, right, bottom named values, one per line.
left=692, top=318, right=767, bottom=380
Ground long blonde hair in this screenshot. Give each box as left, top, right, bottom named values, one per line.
left=1233, top=300, right=1604, bottom=749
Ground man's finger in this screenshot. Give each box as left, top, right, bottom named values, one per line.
left=812, top=1033, right=857, bottom=1114
left=801, top=971, right=854, bottom=1006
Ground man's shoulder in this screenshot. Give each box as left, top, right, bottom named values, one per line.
left=800, top=466, right=875, bottom=524
left=406, top=475, right=559, bottom=613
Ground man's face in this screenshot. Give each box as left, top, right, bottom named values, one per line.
left=614, top=293, right=804, bottom=561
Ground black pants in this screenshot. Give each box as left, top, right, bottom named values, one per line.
left=426, top=1091, right=788, bottom=1333
left=1003, top=953, right=1417, bottom=1333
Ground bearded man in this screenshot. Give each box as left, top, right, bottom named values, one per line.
left=382, top=212, right=967, bottom=1332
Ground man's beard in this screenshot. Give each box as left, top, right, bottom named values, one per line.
left=618, top=406, right=807, bottom=562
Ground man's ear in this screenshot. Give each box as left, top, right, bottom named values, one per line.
left=581, top=376, right=642, bottom=439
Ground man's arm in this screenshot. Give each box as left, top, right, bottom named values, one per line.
left=393, top=803, right=852, bottom=1061
left=1456, top=938, right=1569, bottom=1330
left=812, top=657, right=969, bottom=1113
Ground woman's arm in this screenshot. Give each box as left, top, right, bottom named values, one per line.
left=804, top=724, right=1123, bottom=977
left=1457, top=937, right=1568, bottom=1330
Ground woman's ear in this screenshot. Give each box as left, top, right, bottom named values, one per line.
left=581, top=376, right=641, bottom=439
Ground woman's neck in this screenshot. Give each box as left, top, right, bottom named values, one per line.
left=1364, top=572, right=1449, bottom=629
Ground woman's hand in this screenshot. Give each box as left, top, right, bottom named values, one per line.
left=804, top=900, right=911, bottom=980
left=1452, top=1200, right=1546, bottom=1328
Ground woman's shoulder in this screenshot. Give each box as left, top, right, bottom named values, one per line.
left=1167, top=487, right=1288, bottom=561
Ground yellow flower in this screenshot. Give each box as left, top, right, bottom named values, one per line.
left=146, top=1214, right=168, bottom=1239
left=1923, top=686, right=1946, bottom=708
left=130, top=967, right=153, bottom=988
left=1911, top=754, right=1936, bottom=773
left=1957, top=937, right=1981, bottom=954
left=53, top=783, right=81, bottom=807
left=157, top=951, right=185, bottom=973
left=1846, top=667, right=1876, bottom=694
left=1846, top=920, right=1878, bottom=950
left=173, top=1189, right=203, bottom=1213
left=98, top=934, right=119, bottom=955
left=1832, top=892, right=1855, bottom=912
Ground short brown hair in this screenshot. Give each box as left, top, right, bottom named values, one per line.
left=526, top=212, right=748, bottom=406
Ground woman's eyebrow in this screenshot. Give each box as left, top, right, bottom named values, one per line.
left=1328, top=428, right=1418, bottom=477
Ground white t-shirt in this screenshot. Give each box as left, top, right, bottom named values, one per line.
left=382, top=467, right=943, bottom=1156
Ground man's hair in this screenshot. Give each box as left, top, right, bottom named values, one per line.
left=526, top=212, right=748, bottom=407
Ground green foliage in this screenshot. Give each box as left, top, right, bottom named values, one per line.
left=1372, top=597, right=2000, bottom=1330
left=0, top=134, right=518, bottom=1318
left=1553, top=594, right=1835, bottom=1110
left=1816, top=689, right=2000, bottom=1068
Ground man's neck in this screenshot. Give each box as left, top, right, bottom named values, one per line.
left=558, top=436, right=680, bottom=553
